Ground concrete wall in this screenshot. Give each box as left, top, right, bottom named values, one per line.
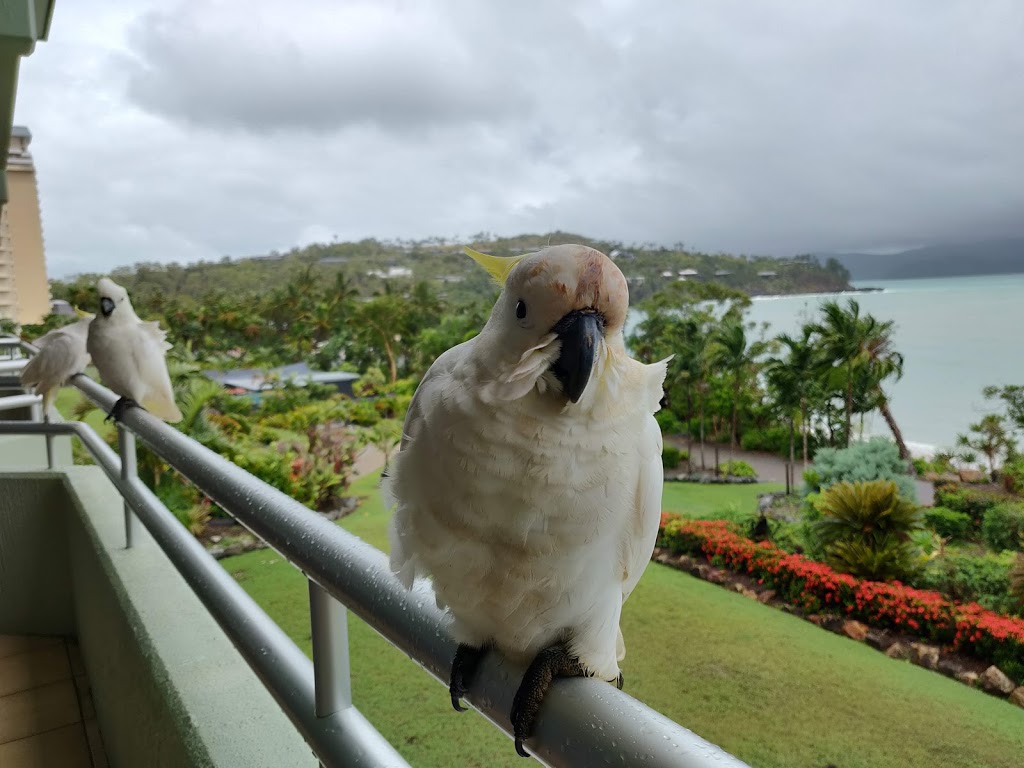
left=0, top=469, right=317, bottom=768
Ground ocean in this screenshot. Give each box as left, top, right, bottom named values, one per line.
left=626, top=273, right=1024, bottom=456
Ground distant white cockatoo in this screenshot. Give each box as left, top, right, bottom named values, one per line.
left=20, top=315, right=93, bottom=416
left=86, top=277, right=183, bottom=423
left=384, top=244, right=668, bottom=755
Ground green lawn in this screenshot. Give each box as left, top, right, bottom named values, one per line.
left=224, top=474, right=1024, bottom=768
left=661, top=480, right=784, bottom=523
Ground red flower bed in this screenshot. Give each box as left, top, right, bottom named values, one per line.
left=657, top=514, right=1024, bottom=683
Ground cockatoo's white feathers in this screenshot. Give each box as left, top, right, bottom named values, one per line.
left=19, top=318, right=92, bottom=414
left=385, top=244, right=668, bottom=682
left=87, top=277, right=183, bottom=423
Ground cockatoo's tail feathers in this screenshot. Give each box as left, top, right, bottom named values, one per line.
left=463, top=246, right=527, bottom=285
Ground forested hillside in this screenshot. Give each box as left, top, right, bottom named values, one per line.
left=51, top=232, right=852, bottom=309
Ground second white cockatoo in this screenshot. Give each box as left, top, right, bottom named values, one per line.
left=384, top=243, right=668, bottom=756
left=86, top=277, right=182, bottom=423
left=20, top=315, right=93, bottom=416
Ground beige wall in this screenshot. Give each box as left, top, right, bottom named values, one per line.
left=0, top=128, right=50, bottom=325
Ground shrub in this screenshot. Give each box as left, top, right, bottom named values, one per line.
left=933, top=485, right=1003, bottom=529
left=740, top=425, right=790, bottom=455
left=657, top=514, right=1024, bottom=682
left=804, top=437, right=916, bottom=501
left=982, top=503, right=1024, bottom=552
left=913, top=551, right=1015, bottom=614
left=812, top=480, right=923, bottom=582
left=720, top=459, right=756, bottom=478
left=1011, top=550, right=1024, bottom=610
left=662, top=445, right=683, bottom=470
left=656, top=410, right=684, bottom=435
left=924, top=507, right=973, bottom=541
left=1000, top=459, right=1024, bottom=493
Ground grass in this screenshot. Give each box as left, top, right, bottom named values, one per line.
left=661, top=480, right=784, bottom=523
left=222, top=473, right=1024, bottom=767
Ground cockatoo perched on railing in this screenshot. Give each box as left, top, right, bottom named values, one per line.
left=87, top=277, right=182, bottom=423
left=20, top=312, right=93, bottom=416
left=384, top=243, right=668, bottom=757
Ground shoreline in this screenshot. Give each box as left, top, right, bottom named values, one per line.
left=748, top=285, right=884, bottom=300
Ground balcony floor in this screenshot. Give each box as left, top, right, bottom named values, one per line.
left=0, top=635, right=107, bottom=767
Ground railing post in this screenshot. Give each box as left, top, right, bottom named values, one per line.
left=119, top=426, right=138, bottom=548
left=308, top=580, right=351, bottom=717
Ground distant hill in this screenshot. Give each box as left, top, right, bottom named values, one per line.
left=828, top=238, right=1024, bottom=281
left=51, top=232, right=854, bottom=306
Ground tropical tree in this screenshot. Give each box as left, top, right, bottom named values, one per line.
left=765, top=327, right=819, bottom=468
left=957, top=414, right=1015, bottom=477
left=813, top=479, right=923, bottom=581
left=707, top=319, right=770, bottom=464
left=858, top=314, right=910, bottom=461
left=810, top=299, right=864, bottom=448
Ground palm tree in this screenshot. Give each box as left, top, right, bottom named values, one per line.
left=810, top=299, right=863, bottom=448
left=859, top=314, right=910, bottom=461
left=707, top=319, right=769, bottom=465
left=765, top=327, right=819, bottom=469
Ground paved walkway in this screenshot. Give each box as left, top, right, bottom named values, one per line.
left=669, top=439, right=935, bottom=506
left=352, top=445, right=387, bottom=480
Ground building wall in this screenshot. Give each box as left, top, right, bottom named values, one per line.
left=1, top=128, right=50, bottom=325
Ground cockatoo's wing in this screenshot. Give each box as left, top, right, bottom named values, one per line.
left=620, top=412, right=664, bottom=603
left=385, top=338, right=475, bottom=587
left=130, top=325, right=182, bottom=422
left=20, top=328, right=91, bottom=413
left=142, top=320, right=173, bottom=351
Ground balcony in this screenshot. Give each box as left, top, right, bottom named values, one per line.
left=0, top=338, right=748, bottom=767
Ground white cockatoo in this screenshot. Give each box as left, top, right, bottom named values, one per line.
left=384, top=243, right=668, bottom=755
left=86, top=277, right=183, bottom=423
left=20, top=315, right=93, bottom=416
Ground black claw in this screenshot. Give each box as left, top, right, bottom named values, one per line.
left=616, top=672, right=624, bottom=690
left=515, top=737, right=530, bottom=758
left=449, top=643, right=487, bottom=713
left=510, top=643, right=586, bottom=756
left=104, top=396, right=139, bottom=423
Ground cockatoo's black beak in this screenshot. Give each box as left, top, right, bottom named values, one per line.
left=100, top=297, right=115, bottom=317
left=551, top=310, right=603, bottom=403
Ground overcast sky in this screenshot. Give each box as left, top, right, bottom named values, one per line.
left=13, top=0, right=1024, bottom=278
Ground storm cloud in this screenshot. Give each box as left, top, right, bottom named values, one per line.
left=13, top=0, right=1024, bottom=277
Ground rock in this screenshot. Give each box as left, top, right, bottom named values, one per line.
left=910, top=642, right=940, bottom=670
left=740, top=587, right=759, bottom=600
left=820, top=616, right=845, bottom=633
left=980, top=665, right=1017, bottom=696
left=757, top=589, right=777, bottom=604
left=958, top=469, right=986, bottom=483
left=842, top=620, right=870, bottom=642
left=732, top=583, right=747, bottom=594
left=885, top=642, right=911, bottom=660
left=210, top=534, right=222, bottom=544
left=696, top=564, right=711, bottom=580
left=955, top=671, right=979, bottom=687
left=807, top=614, right=823, bottom=626
left=675, top=554, right=694, bottom=571
left=1010, top=687, right=1024, bottom=708
left=655, top=551, right=673, bottom=565
left=706, top=569, right=728, bottom=585
left=937, top=656, right=967, bottom=678
left=865, top=629, right=894, bottom=651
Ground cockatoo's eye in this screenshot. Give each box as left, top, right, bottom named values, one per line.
left=515, top=300, right=527, bottom=319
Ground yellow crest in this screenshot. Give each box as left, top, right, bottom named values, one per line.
left=463, top=246, right=527, bottom=285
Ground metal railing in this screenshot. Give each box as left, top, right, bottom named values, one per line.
left=0, top=337, right=750, bottom=768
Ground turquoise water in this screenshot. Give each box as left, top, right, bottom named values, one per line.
left=627, top=273, right=1024, bottom=454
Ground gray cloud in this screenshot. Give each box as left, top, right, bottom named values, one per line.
left=12, top=0, right=1024, bottom=278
